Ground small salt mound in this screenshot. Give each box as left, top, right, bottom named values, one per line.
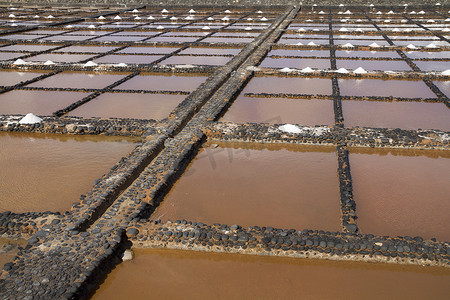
left=207, top=17, right=214, bottom=21
left=13, top=59, right=27, bottom=65
left=418, top=10, right=425, bottom=14
left=65, top=25, right=73, bottom=28
left=34, top=15, right=39, bottom=18
left=224, top=10, right=232, bottom=13
left=369, top=4, right=374, bottom=7
left=436, top=2, right=441, bottom=5
left=88, top=25, right=95, bottom=29
left=9, top=14, right=15, bottom=18
left=114, top=15, right=121, bottom=20
left=83, top=61, right=98, bottom=67
left=297, top=27, right=306, bottom=32
left=116, top=63, right=127, bottom=67
left=296, top=42, right=304, bottom=45
left=307, top=41, right=316, bottom=46
left=355, top=28, right=363, bottom=32
left=306, top=19, right=313, bottom=22
left=442, top=70, right=450, bottom=75
left=313, top=29, right=320, bottom=32
left=410, top=11, right=416, bottom=14
left=339, top=27, right=349, bottom=32
left=403, top=28, right=412, bottom=32
left=189, top=9, right=196, bottom=13
left=319, top=11, right=325, bottom=14
left=247, top=18, right=253, bottom=21
left=384, top=19, right=391, bottom=23
left=19, top=113, right=42, bottom=125
left=147, top=16, right=154, bottom=20
left=344, top=10, right=352, bottom=14
left=336, top=68, right=349, bottom=74
left=313, top=4, right=317, bottom=7
left=11, top=24, right=17, bottom=27
left=392, top=28, right=400, bottom=32
left=98, top=16, right=105, bottom=20
left=257, top=10, right=263, bottom=14
left=261, top=17, right=268, bottom=21
left=340, top=19, right=348, bottom=22
left=185, top=16, right=194, bottom=20
left=406, top=44, right=417, bottom=49
left=169, top=16, right=177, bottom=20
left=134, top=16, right=141, bottom=20
left=369, top=42, right=380, bottom=48
left=222, top=17, right=230, bottom=21
left=245, top=27, right=252, bottom=31
left=202, top=26, right=210, bottom=30
left=161, top=9, right=169, bottom=13
left=446, top=18, right=450, bottom=22
left=280, top=67, right=293, bottom=72
left=132, top=9, right=139, bottom=13
left=387, top=10, right=394, bottom=14
left=376, top=11, right=382, bottom=15
left=342, top=43, right=354, bottom=48
left=442, top=28, right=450, bottom=32
left=44, top=60, right=54, bottom=65
left=427, top=19, right=435, bottom=23
left=426, top=43, right=438, bottom=48
left=339, top=4, right=344, bottom=7
left=403, top=3, right=408, bottom=6
left=354, top=67, right=367, bottom=74
left=156, top=25, right=165, bottom=30
left=279, top=124, right=302, bottom=134
left=47, top=15, right=54, bottom=19
left=301, top=67, right=314, bottom=73
left=356, top=19, right=363, bottom=22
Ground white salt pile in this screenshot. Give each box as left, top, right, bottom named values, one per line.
left=202, top=26, right=210, bottom=30
left=406, top=44, right=417, bottom=49
left=83, top=61, right=98, bottom=67
left=19, top=113, right=42, bottom=125
left=147, top=16, right=154, bottom=20
left=301, top=67, right=314, bottom=73
left=189, top=9, right=196, bottom=13
left=156, top=25, right=165, bottom=30
left=307, top=41, right=316, bottom=46
left=114, top=15, right=121, bottom=20
left=98, top=16, right=105, bottom=20
left=44, top=60, right=54, bottom=65
left=132, top=9, right=139, bottom=13
left=161, top=9, right=169, bottom=13
left=442, top=70, right=450, bottom=76
left=280, top=67, right=293, bottom=72
left=13, top=59, right=27, bottom=65
left=369, top=42, right=380, bottom=47
left=116, top=63, right=127, bottom=67
left=278, top=124, right=302, bottom=134
left=354, top=67, right=367, bottom=74
left=342, top=43, right=354, bottom=48
left=336, top=68, right=349, bottom=74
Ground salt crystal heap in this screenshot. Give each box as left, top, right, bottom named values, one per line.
left=19, top=113, right=43, bottom=125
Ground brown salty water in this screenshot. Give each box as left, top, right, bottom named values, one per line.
left=0, top=132, right=138, bottom=213
left=27, top=72, right=127, bottom=89
left=0, top=238, right=27, bottom=268
left=113, top=74, right=207, bottom=92
left=0, top=70, right=48, bottom=86
left=243, top=76, right=332, bottom=95
left=151, top=143, right=340, bottom=231
left=342, top=100, right=450, bottom=131
left=222, top=96, right=334, bottom=125
left=350, top=148, right=450, bottom=242
left=338, top=79, right=436, bottom=98
left=0, top=90, right=88, bottom=115
left=68, top=93, right=186, bottom=120
left=92, top=248, right=450, bottom=300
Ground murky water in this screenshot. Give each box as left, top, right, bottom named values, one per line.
left=0, top=52, right=25, bottom=61
left=222, top=96, right=334, bottom=125
left=0, top=70, right=48, bottom=86
left=0, top=90, right=88, bottom=115
left=0, top=132, right=138, bottom=213
left=268, top=49, right=330, bottom=57
left=92, top=248, right=450, bottom=300
left=26, top=53, right=95, bottom=63
left=68, top=93, right=185, bottom=120
left=338, top=79, right=436, bottom=98
left=27, top=72, right=127, bottom=89
left=179, top=47, right=241, bottom=55
left=160, top=55, right=231, bottom=66
left=54, top=45, right=119, bottom=53
left=117, top=46, right=178, bottom=54
left=433, top=80, right=450, bottom=98
left=151, top=143, right=340, bottom=231
left=336, top=59, right=411, bottom=71
left=94, top=54, right=164, bottom=64
left=335, top=50, right=400, bottom=58
left=0, top=44, right=56, bottom=52
left=201, top=37, right=254, bottom=43
left=342, top=99, right=450, bottom=130
left=244, top=77, right=332, bottom=95
left=413, top=60, right=450, bottom=72
left=260, top=57, right=331, bottom=69
left=350, top=148, right=450, bottom=242
left=113, top=74, right=207, bottom=92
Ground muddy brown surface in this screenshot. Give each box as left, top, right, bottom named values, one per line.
left=349, top=148, right=450, bottom=242
left=92, top=248, right=450, bottom=300
left=0, top=132, right=139, bottom=213
left=342, top=100, right=450, bottom=131
left=151, top=143, right=340, bottom=231
left=113, top=74, right=207, bottom=92
left=0, top=70, right=48, bottom=86
left=0, top=90, right=88, bottom=115
left=260, top=57, right=331, bottom=69
left=222, top=96, right=334, bottom=125
left=338, top=79, right=436, bottom=98
left=244, top=76, right=332, bottom=95
left=160, top=55, right=231, bottom=66
left=27, top=72, right=127, bottom=89
left=68, top=93, right=186, bottom=120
